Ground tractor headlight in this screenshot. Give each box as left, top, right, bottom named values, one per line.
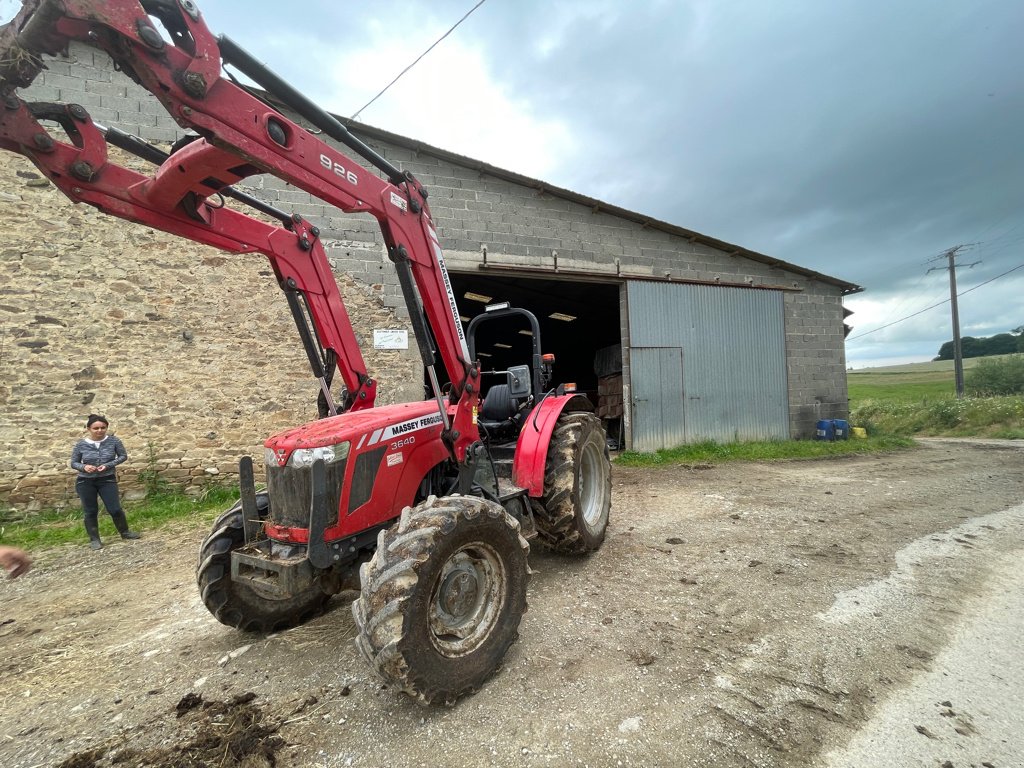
left=265, top=442, right=350, bottom=469
left=288, top=442, right=350, bottom=468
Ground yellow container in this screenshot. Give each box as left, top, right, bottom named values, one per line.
left=851, top=426, right=867, bottom=439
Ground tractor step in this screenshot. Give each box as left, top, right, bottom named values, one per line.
left=495, top=478, right=537, bottom=540
left=492, top=457, right=514, bottom=481
left=495, top=477, right=527, bottom=502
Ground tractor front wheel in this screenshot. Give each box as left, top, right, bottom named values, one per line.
left=196, top=495, right=331, bottom=632
left=352, top=495, right=530, bottom=705
left=532, top=411, right=611, bottom=553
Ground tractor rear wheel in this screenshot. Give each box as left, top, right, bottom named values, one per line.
left=532, top=411, right=611, bottom=553
left=196, top=494, right=331, bottom=632
left=352, top=495, right=530, bottom=705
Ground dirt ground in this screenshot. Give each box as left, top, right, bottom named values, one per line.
left=2, top=438, right=1022, bottom=768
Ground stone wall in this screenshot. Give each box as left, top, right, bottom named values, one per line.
left=0, top=150, right=418, bottom=513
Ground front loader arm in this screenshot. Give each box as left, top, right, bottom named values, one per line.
left=0, top=0, right=482, bottom=459
left=0, top=96, right=378, bottom=411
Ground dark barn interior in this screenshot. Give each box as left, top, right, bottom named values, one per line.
left=445, top=273, right=621, bottom=408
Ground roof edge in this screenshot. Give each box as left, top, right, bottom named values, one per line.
left=289, top=103, right=863, bottom=295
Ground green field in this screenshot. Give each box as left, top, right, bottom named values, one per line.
left=848, top=356, right=1024, bottom=439
left=847, top=368, right=957, bottom=403
left=846, top=355, right=1009, bottom=402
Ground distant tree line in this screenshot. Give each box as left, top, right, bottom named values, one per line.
left=934, top=326, right=1024, bottom=361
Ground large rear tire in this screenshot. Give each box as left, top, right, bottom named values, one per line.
left=196, top=494, right=331, bottom=632
left=532, top=411, right=611, bottom=553
left=352, top=495, right=530, bottom=705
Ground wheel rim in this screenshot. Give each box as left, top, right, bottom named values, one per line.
left=578, top=437, right=607, bottom=528
left=429, top=543, right=507, bottom=657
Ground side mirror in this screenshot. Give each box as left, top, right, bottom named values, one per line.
left=507, top=365, right=531, bottom=398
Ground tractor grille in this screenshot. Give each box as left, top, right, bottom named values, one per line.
left=348, top=445, right=386, bottom=514
left=265, top=459, right=348, bottom=529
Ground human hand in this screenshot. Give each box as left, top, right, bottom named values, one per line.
left=0, top=546, right=31, bottom=579
left=84, top=465, right=97, bottom=473
left=96, top=465, right=106, bottom=472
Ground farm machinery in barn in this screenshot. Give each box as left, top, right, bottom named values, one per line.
left=0, top=0, right=611, bottom=703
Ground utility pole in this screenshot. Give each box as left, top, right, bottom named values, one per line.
left=929, top=245, right=981, bottom=399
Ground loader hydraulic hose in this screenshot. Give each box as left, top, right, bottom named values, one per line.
left=217, top=35, right=406, bottom=186
left=283, top=282, right=327, bottom=380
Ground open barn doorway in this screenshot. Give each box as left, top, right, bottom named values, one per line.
left=441, top=272, right=623, bottom=444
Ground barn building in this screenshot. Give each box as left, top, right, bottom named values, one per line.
left=12, top=41, right=860, bottom=474
left=349, top=122, right=863, bottom=449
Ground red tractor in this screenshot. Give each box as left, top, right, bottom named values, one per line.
left=0, top=0, right=611, bottom=704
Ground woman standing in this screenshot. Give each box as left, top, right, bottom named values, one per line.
left=70, top=415, right=140, bottom=550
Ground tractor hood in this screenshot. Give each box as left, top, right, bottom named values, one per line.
left=264, top=400, right=445, bottom=462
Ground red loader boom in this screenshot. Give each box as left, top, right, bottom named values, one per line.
left=0, top=0, right=611, bottom=704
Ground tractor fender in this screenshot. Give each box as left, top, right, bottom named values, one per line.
left=513, top=394, right=594, bottom=497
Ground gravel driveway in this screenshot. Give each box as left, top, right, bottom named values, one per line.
left=1, top=438, right=1022, bottom=768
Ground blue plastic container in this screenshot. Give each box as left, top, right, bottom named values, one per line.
left=833, top=419, right=850, bottom=440
left=815, top=419, right=836, bottom=441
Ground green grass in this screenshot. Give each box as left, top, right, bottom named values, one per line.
left=847, top=371, right=955, bottom=403
left=853, top=396, right=1024, bottom=438
left=849, top=358, right=1024, bottom=438
left=615, top=436, right=914, bottom=467
left=848, top=354, right=1024, bottom=403
left=0, top=486, right=239, bottom=551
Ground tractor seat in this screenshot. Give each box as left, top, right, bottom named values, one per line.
left=480, top=384, right=518, bottom=422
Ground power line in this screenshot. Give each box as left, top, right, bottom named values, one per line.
left=847, top=261, right=1024, bottom=341
left=958, top=261, right=1024, bottom=297
left=849, top=221, right=1023, bottom=345
left=846, top=297, right=951, bottom=341
left=866, top=228, right=1024, bottom=330
left=350, top=0, right=489, bottom=121
left=972, top=233, right=1024, bottom=258
left=970, top=213, right=1022, bottom=246
left=849, top=246, right=970, bottom=334
left=869, top=269, right=945, bottom=330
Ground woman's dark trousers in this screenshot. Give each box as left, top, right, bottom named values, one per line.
left=76, top=475, right=130, bottom=545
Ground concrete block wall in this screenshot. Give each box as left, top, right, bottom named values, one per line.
left=783, top=291, right=850, bottom=436
left=29, top=41, right=848, bottom=301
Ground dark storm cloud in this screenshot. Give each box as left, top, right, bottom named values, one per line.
left=473, top=0, right=1023, bottom=364
left=193, top=0, right=1024, bottom=364
left=472, top=1, right=1023, bottom=285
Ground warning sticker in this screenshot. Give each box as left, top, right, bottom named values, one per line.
left=386, top=452, right=404, bottom=467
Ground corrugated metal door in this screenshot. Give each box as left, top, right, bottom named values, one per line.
left=627, top=282, right=789, bottom=447
left=631, top=347, right=684, bottom=452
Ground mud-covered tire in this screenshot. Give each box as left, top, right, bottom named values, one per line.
left=532, top=411, right=611, bottom=553
left=352, top=495, right=530, bottom=705
left=196, top=494, right=331, bottom=632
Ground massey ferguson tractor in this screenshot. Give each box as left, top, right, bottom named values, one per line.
left=0, top=0, right=611, bottom=703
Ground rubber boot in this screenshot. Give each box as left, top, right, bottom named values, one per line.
left=111, top=510, right=141, bottom=541
left=84, top=516, right=103, bottom=550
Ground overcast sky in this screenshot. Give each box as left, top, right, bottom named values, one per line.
left=7, top=0, right=1021, bottom=368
